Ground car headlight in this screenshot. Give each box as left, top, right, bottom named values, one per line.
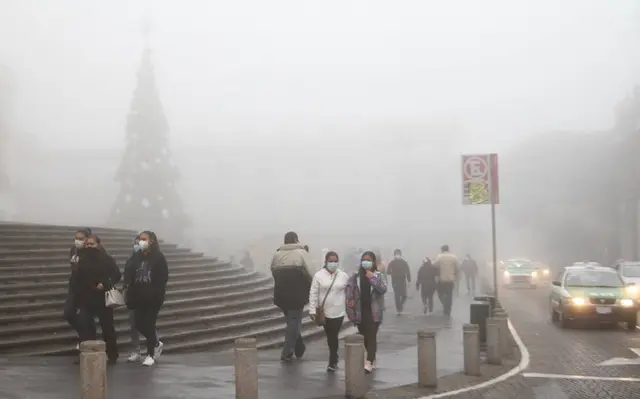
left=503, top=271, right=510, bottom=277
left=621, top=299, right=634, bottom=307
left=543, top=269, right=550, bottom=275
left=531, top=271, right=538, bottom=278
left=626, top=285, right=639, bottom=297
left=570, top=297, right=586, bottom=306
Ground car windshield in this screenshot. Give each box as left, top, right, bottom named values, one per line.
left=507, top=262, right=534, bottom=270
left=621, top=263, right=640, bottom=278
left=564, top=271, right=623, bottom=287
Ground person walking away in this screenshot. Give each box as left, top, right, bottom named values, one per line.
left=271, top=231, right=313, bottom=362
left=123, top=235, right=143, bottom=362
left=434, top=245, right=459, bottom=317
left=387, top=249, right=411, bottom=314
left=65, top=228, right=91, bottom=350
left=308, top=251, right=349, bottom=372
left=74, top=234, right=120, bottom=364
left=416, top=257, right=438, bottom=314
left=345, top=251, right=387, bottom=373
left=126, top=231, right=169, bottom=367
left=240, top=250, right=255, bottom=271
left=461, top=254, right=478, bottom=295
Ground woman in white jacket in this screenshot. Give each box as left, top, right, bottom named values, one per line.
left=309, top=251, right=349, bottom=372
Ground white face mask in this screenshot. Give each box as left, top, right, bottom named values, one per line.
left=138, top=240, right=150, bottom=251
left=74, top=239, right=85, bottom=249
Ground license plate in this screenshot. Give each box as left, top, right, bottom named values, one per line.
left=596, top=307, right=612, bottom=314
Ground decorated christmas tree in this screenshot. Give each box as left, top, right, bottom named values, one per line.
left=108, top=44, right=189, bottom=242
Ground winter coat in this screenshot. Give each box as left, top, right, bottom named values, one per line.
left=416, top=261, right=438, bottom=293
left=73, top=248, right=121, bottom=308
left=125, top=250, right=169, bottom=309
left=270, top=243, right=313, bottom=311
left=345, top=271, right=387, bottom=324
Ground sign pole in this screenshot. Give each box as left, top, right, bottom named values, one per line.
left=488, top=155, right=498, bottom=301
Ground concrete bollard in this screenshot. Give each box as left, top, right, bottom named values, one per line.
left=79, top=340, right=107, bottom=399
left=234, top=337, right=258, bottom=399
left=463, top=324, right=481, bottom=376
left=486, top=318, right=502, bottom=365
left=417, top=329, right=437, bottom=388
left=494, top=314, right=511, bottom=357
left=345, top=334, right=366, bottom=398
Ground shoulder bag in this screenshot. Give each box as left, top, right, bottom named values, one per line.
left=315, top=272, right=338, bottom=326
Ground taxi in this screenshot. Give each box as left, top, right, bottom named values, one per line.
left=502, top=259, right=540, bottom=288
left=550, top=265, right=637, bottom=330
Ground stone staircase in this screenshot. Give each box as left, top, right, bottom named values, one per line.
left=0, top=223, right=325, bottom=356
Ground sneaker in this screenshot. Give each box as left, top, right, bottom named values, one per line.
left=127, top=353, right=141, bottom=362
left=142, top=356, right=155, bottom=367
left=75, top=343, right=79, bottom=351
left=153, top=341, right=164, bottom=360
left=364, top=360, right=373, bottom=373
left=327, top=363, right=337, bottom=373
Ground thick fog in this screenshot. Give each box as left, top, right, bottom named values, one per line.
left=1, top=1, right=639, bottom=268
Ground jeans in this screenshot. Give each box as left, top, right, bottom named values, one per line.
left=78, top=305, right=118, bottom=360
left=420, top=286, right=436, bottom=313
left=465, top=273, right=476, bottom=294
left=281, top=308, right=305, bottom=359
left=63, top=287, right=81, bottom=336
left=356, top=317, right=380, bottom=363
left=438, top=281, right=455, bottom=316
left=134, top=304, right=161, bottom=356
left=323, top=316, right=343, bottom=365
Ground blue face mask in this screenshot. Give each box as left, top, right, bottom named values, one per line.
left=133, top=244, right=141, bottom=252
left=361, top=260, right=374, bottom=270
left=326, top=262, right=339, bottom=272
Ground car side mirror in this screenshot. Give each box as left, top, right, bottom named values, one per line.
left=552, top=280, right=561, bottom=287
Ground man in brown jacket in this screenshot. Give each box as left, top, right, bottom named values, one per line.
left=434, top=244, right=459, bottom=316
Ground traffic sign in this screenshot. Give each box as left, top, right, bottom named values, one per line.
left=461, top=154, right=499, bottom=205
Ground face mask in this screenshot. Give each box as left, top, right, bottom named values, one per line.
left=361, top=261, right=374, bottom=270
left=326, top=262, right=339, bottom=272
left=133, top=244, right=141, bottom=252
left=139, top=240, right=150, bottom=251
left=74, top=239, right=85, bottom=249
left=394, top=255, right=401, bottom=259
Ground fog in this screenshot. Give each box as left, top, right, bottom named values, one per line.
left=1, top=1, right=639, bottom=268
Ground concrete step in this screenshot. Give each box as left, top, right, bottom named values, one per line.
left=0, top=246, right=192, bottom=259
left=0, top=251, right=210, bottom=266
left=0, top=237, right=173, bottom=247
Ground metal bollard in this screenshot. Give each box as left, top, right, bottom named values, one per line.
left=494, top=314, right=511, bottom=357
left=234, top=337, right=259, bottom=399
left=463, top=324, right=481, bottom=376
left=79, top=340, right=107, bottom=399
left=417, top=329, right=437, bottom=388
left=345, top=334, right=366, bottom=398
left=486, top=318, right=502, bottom=365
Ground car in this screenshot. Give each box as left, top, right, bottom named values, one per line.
left=550, top=265, right=638, bottom=329
left=502, top=259, right=540, bottom=288
left=532, top=261, right=551, bottom=281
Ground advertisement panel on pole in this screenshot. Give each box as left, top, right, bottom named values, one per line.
left=461, top=153, right=499, bottom=205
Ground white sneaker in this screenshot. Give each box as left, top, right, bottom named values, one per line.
left=127, top=352, right=141, bottom=362
left=75, top=343, right=79, bottom=350
left=142, top=356, right=155, bottom=367
left=153, top=341, right=164, bottom=360
left=364, top=360, right=373, bottom=373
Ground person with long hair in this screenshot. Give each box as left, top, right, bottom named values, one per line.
left=345, top=251, right=387, bottom=373
left=74, top=234, right=121, bottom=364
left=308, top=251, right=349, bottom=372
left=416, top=257, right=438, bottom=314
left=126, top=230, right=168, bottom=366
left=123, top=234, right=143, bottom=362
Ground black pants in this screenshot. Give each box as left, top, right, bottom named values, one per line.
left=356, top=316, right=380, bottom=363
left=393, top=283, right=407, bottom=313
left=78, top=305, right=118, bottom=360
left=64, top=287, right=81, bottom=335
left=437, top=281, right=455, bottom=316
left=465, top=273, right=476, bottom=293
left=135, top=303, right=161, bottom=356
left=420, top=286, right=436, bottom=313
left=323, top=316, right=343, bottom=365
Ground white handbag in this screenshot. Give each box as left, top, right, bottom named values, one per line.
left=105, top=289, right=125, bottom=308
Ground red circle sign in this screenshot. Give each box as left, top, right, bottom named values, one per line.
left=463, top=156, right=488, bottom=181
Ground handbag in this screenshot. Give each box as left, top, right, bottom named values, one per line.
left=315, top=273, right=338, bottom=326
left=105, top=288, right=125, bottom=308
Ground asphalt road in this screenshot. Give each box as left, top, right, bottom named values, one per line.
left=453, top=283, right=640, bottom=399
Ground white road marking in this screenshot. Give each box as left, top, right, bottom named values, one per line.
left=523, top=372, right=640, bottom=382
left=598, top=348, right=640, bottom=366
left=415, top=319, right=530, bottom=399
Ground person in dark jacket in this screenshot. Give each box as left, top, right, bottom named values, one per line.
left=74, top=234, right=120, bottom=363
left=123, top=234, right=143, bottom=362
left=416, top=257, right=438, bottom=314
left=240, top=250, right=255, bottom=271
left=126, top=230, right=169, bottom=367
left=461, top=254, right=479, bottom=295
left=65, top=228, right=91, bottom=349
left=386, top=248, right=411, bottom=314
left=270, top=231, right=313, bottom=362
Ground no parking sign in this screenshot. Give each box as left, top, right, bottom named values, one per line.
left=461, top=154, right=499, bottom=205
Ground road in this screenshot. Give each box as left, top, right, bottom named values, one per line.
left=450, top=284, right=640, bottom=399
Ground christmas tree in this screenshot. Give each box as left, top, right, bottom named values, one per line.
left=108, top=43, right=189, bottom=242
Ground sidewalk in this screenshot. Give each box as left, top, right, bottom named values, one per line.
left=0, top=293, right=474, bottom=399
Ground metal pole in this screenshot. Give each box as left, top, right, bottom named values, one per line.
left=491, top=202, right=498, bottom=301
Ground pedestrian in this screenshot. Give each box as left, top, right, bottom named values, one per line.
left=461, top=254, right=478, bottom=295
left=308, top=251, right=349, bottom=372
left=74, top=234, right=120, bottom=364
left=416, top=257, right=438, bottom=314
left=65, top=228, right=91, bottom=350
left=240, top=250, right=255, bottom=271
left=271, top=231, right=313, bottom=362
left=345, top=251, right=388, bottom=373
left=123, top=234, right=143, bottom=362
left=387, top=249, right=411, bottom=314
left=126, top=230, right=169, bottom=366
left=434, top=245, right=459, bottom=317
